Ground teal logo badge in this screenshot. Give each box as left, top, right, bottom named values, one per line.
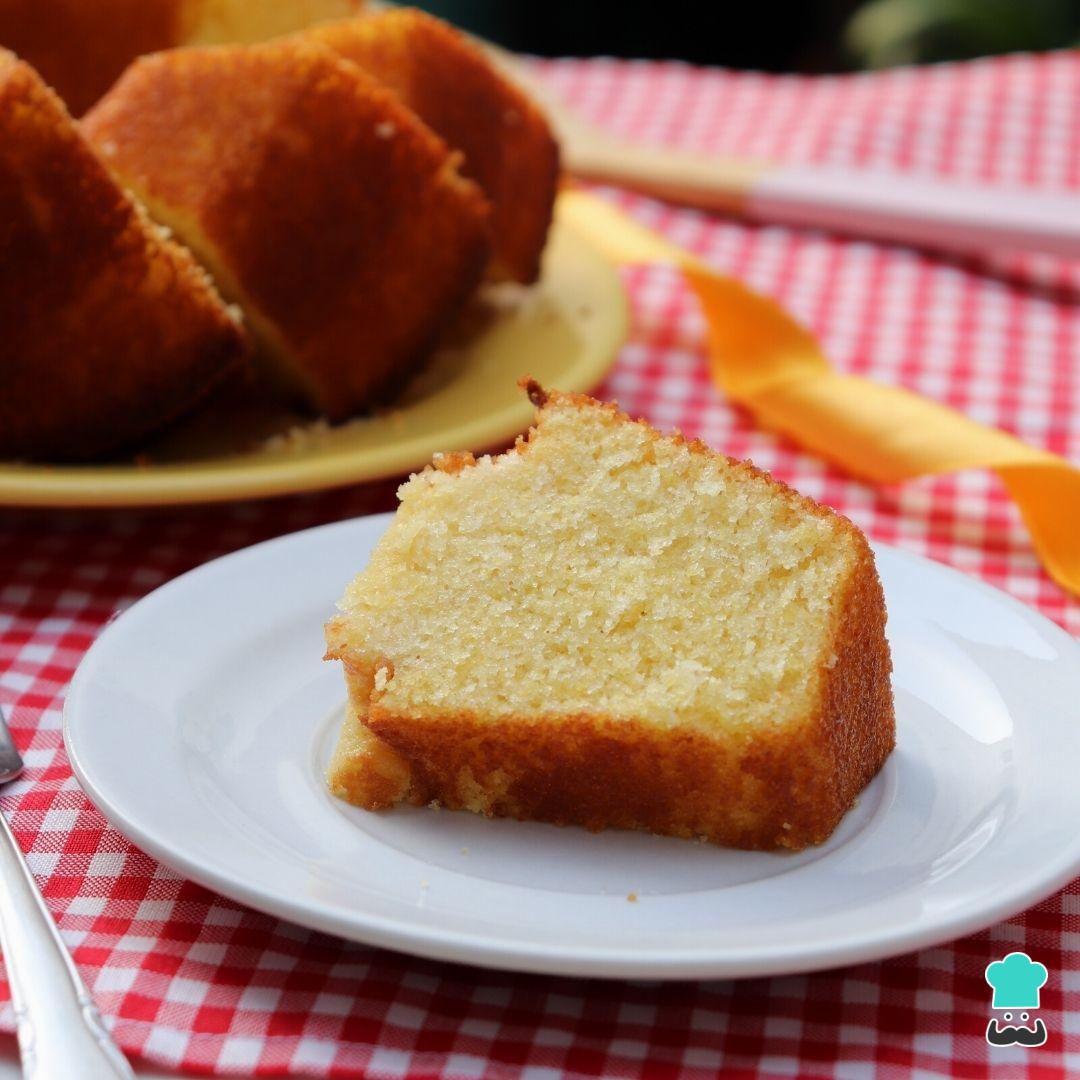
left=985, top=952, right=1048, bottom=1047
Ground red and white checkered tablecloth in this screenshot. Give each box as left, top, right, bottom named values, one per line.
left=2, top=50, right=1080, bottom=1078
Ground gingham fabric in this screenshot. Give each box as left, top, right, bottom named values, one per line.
left=1, top=50, right=1079, bottom=1078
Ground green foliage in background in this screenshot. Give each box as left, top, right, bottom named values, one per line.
left=846, top=0, right=1080, bottom=67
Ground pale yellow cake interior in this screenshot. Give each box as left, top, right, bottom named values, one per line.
left=328, top=395, right=858, bottom=735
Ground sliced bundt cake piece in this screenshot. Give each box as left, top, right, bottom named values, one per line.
left=325, top=382, right=895, bottom=851
left=83, top=38, right=491, bottom=421
left=299, top=7, right=559, bottom=283
left=0, top=49, right=247, bottom=461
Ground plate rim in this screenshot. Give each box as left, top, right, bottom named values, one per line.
left=63, top=515, right=1080, bottom=980
left=1, top=219, right=628, bottom=509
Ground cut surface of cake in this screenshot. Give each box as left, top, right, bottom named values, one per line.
left=325, top=383, right=895, bottom=851
left=83, top=38, right=491, bottom=420
left=0, top=0, right=364, bottom=114
left=0, top=49, right=247, bottom=461
left=299, top=7, right=558, bottom=283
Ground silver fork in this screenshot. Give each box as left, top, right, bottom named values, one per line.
left=0, top=703, right=134, bottom=1079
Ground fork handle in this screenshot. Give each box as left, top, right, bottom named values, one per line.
left=0, top=809, right=134, bottom=1079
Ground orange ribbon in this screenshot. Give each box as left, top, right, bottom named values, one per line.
left=559, top=189, right=1080, bottom=598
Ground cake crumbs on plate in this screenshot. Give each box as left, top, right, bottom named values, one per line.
left=627, top=892, right=639, bottom=903
left=261, top=417, right=333, bottom=453
left=255, top=282, right=549, bottom=454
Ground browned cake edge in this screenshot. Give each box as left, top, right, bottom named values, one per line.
left=0, top=49, right=250, bottom=461
left=325, top=386, right=896, bottom=850
left=301, top=7, right=559, bottom=283
left=0, top=0, right=366, bottom=115
left=83, top=39, right=493, bottom=421
left=0, top=0, right=185, bottom=115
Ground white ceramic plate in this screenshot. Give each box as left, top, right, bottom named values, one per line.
left=65, top=514, right=1080, bottom=980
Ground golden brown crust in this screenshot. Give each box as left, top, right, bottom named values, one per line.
left=430, top=450, right=477, bottom=475
left=0, top=0, right=184, bottom=114
left=84, top=39, right=491, bottom=421
left=0, top=0, right=365, bottom=115
left=813, top=529, right=896, bottom=821
left=521, top=377, right=549, bottom=408
left=361, top=669, right=888, bottom=853
left=0, top=50, right=248, bottom=461
left=300, top=8, right=559, bottom=282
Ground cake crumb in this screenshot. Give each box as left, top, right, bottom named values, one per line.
left=459, top=847, right=470, bottom=855
left=627, top=892, right=639, bottom=903
left=428, top=800, right=441, bottom=812
left=262, top=417, right=332, bottom=452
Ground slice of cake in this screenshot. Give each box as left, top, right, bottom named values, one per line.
left=0, top=49, right=248, bottom=461
left=0, top=0, right=364, bottom=114
left=325, top=382, right=895, bottom=851
left=299, top=8, right=559, bottom=283
left=82, top=38, right=491, bottom=421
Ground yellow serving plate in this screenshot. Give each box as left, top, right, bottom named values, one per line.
left=1, top=218, right=627, bottom=507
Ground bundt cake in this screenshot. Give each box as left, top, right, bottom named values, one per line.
left=325, top=382, right=895, bottom=851
left=299, top=8, right=558, bottom=283
left=0, top=0, right=363, bottom=114
left=83, top=38, right=492, bottom=421
left=0, top=49, right=248, bottom=461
